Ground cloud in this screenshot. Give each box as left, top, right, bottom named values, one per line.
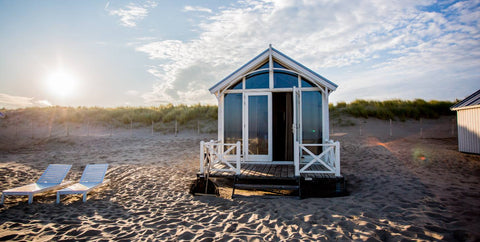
left=108, top=1, right=158, bottom=27
left=125, top=90, right=140, bottom=96
left=183, top=6, right=213, bottom=13
left=0, top=93, right=52, bottom=109
left=135, top=0, right=480, bottom=104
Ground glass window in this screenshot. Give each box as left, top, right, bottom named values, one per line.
left=224, top=93, right=243, bottom=152
left=302, top=91, right=323, bottom=153
left=273, top=60, right=287, bottom=69
left=301, top=78, right=316, bottom=88
left=228, top=80, right=243, bottom=90
left=274, top=70, right=298, bottom=88
left=256, top=61, right=269, bottom=70
left=245, top=70, right=269, bottom=89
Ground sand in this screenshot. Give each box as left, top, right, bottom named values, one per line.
left=0, top=116, right=479, bottom=241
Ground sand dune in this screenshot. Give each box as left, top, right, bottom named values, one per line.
left=0, top=116, right=479, bottom=241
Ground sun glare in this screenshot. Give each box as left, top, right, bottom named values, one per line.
left=46, top=70, right=77, bottom=97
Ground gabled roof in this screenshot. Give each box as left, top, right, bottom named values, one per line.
left=451, top=89, right=480, bottom=111
left=209, top=46, right=338, bottom=94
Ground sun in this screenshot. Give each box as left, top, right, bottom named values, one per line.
left=46, top=70, right=77, bottom=97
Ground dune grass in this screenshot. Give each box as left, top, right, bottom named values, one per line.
left=2, top=99, right=455, bottom=131
left=330, top=99, right=455, bottom=121
left=3, top=104, right=218, bottom=133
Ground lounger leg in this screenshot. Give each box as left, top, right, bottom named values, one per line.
left=56, top=193, right=60, bottom=204
left=28, top=194, right=33, bottom=204
left=1, top=193, right=4, bottom=205
left=83, top=192, right=87, bottom=202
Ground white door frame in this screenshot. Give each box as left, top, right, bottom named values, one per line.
left=244, top=92, right=272, bottom=162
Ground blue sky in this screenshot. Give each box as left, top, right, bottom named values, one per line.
left=0, top=0, right=479, bottom=108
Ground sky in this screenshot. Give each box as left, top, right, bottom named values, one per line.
left=0, top=0, right=479, bottom=108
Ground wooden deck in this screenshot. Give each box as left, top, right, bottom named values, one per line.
left=206, top=163, right=338, bottom=180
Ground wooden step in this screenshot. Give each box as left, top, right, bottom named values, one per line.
left=234, top=184, right=299, bottom=190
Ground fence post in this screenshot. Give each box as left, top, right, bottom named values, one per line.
left=236, top=141, right=241, bottom=175
left=294, top=141, right=300, bottom=176
left=66, top=122, right=69, bottom=137
left=175, top=120, right=178, bottom=137
left=197, top=120, right=200, bottom=135
left=151, top=121, right=154, bottom=135
left=87, top=120, right=90, bottom=137
left=200, top=141, right=205, bottom=174
left=130, top=119, right=133, bottom=137
left=335, top=141, right=341, bottom=177
left=389, top=119, right=392, bottom=137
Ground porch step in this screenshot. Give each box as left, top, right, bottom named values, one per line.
left=231, top=177, right=301, bottom=198
left=234, top=184, right=299, bottom=190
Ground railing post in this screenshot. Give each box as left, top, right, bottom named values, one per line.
left=236, top=141, right=241, bottom=175
left=199, top=141, right=205, bottom=174
left=294, top=141, right=300, bottom=176
left=335, top=141, right=341, bottom=177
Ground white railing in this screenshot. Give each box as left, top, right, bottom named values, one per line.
left=294, top=140, right=341, bottom=177
left=200, top=140, right=241, bottom=175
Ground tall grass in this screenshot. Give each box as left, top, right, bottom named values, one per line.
left=330, top=99, right=455, bottom=121
left=8, top=104, right=218, bottom=126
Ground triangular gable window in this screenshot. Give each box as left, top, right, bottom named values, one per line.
left=256, top=61, right=269, bottom=70
left=228, top=80, right=243, bottom=90
left=301, top=78, right=316, bottom=88
left=273, top=60, right=288, bottom=69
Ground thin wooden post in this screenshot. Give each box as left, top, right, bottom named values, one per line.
left=335, top=141, right=341, bottom=177
left=66, top=122, right=69, bottom=137
left=151, top=121, right=154, bottom=135
left=236, top=141, right=241, bottom=175
left=199, top=141, right=205, bottom=174
left=389, top=119, right=392, bottom=137
left=197, top=120, right=200, bottom=135
left=87, top=120, right=90, bottom=137
left=48, top=116, right=53, bottom=138
left=175, top=120, right=178, bottom=137
left=130, top=119, right=133, bottom=136
left=14, top=121, right=18, bottom=139
left=294, top=141, right=300, bottom=176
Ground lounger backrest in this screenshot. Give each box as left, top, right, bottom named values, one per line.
left=37, top=164, right=72, bottom=184
left=80, top=164, right=108, bottom=183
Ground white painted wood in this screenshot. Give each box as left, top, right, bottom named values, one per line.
left=456, top=108, right=480, bottom=154
left=224, top=87, right=321, bottom=94
left=199, top=141, right=205, bottom=174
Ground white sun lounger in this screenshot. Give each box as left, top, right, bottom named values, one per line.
left=56, top=164, right=109, bottom=203
left=1, top=164, right=73, bottom=204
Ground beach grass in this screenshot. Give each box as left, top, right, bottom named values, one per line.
left=330, top=99, right=455, bottom=121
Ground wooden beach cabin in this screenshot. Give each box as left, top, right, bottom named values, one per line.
left=451, top=89, right=480, bottom=154
left=197, top=46, right=345, bottom=197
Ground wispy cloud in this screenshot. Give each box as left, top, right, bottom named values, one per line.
left=0, top=93, right=52, bottom=109
left=136, top=0, right=480, bottom=104
left=183, top=6, right=212, bottom=13
left=108, top=1, right=158, bottom=27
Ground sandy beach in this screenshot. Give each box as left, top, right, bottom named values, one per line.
left=0, top=116, right=479, bottom=241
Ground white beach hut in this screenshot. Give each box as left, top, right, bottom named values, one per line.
left=198, top=46, right=343, bottom=197
left=451, top=89, right=480, bottom=154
